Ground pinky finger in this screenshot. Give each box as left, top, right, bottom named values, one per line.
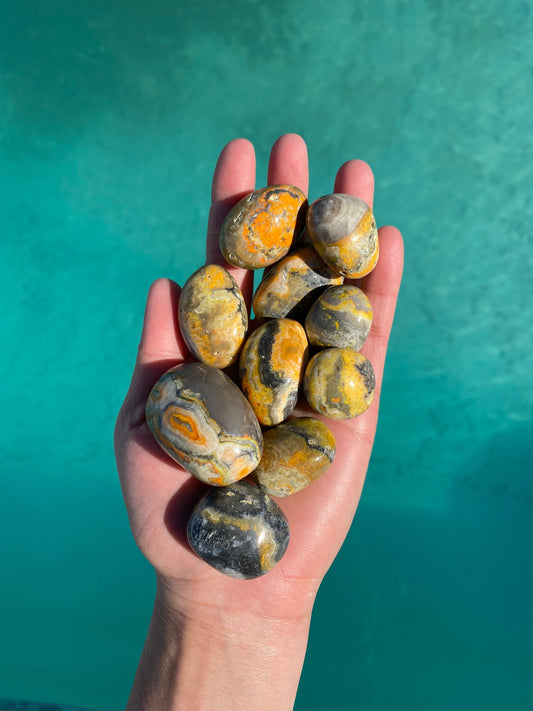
left=359, top=225, right=404, bottom=396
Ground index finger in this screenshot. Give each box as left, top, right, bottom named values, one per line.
left=205, top=138, right=256, bottom=297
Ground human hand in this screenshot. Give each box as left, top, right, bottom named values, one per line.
left=114, top=133, right=403, bottom=710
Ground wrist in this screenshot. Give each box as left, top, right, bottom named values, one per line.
left=127, top=576, right=314, bottom=711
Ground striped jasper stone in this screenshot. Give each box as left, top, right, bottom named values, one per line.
left=146, top=363, right=262, bottom=485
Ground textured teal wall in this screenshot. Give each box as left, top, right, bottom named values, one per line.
left=1, top=1, right=532, bottom=708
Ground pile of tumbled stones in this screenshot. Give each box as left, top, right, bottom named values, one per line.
left=145, top=185, right=378, bottom=579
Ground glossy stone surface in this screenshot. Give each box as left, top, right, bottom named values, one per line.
left=305, top=284, right=373, bottom=350
left=179, top=264, right=248, bottom=368
left=146, top=363, right=262, bottom=485
left=187, top=480, right=290, bottom=579
left=304, top=348, right=375, bottom=419
left=252, top=417, right=336, bottom=497
left=252, top=245, right=344, bottom=321
left=240, top=318, right=308, bottom=426
left=306, top=193, right=379, bottom=278
left=220, top=185, right=307, bottom=269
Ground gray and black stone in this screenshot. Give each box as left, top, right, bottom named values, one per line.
left=187, top=480, right=290, bottom=579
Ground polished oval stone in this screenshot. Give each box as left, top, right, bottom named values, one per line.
left=305, top=284, right=373, bottom=350
left=252, top=245, right=343, bottom=321
left=187, top=480, right=290, bottom=579
left=220, top=185, right=307, bottom=269
left=251, top=417, right=336, bottom=497
left=304, top=348, right=375, bottom=419
left=179, top=264, right=248, bottom=368
left=146, top=363, right=263, bottom=485
left=306, top=193, right=379, bottom=278
left=240, top=319, right=308, bottom=426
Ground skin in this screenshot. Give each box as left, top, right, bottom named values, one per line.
left=114, top=133, right=404, bottom=710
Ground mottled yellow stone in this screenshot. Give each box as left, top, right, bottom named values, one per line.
left=220, top=185, right=307, bottom=269
left=304, top=348, right=375, bottom=419
left=179, top=264, right=248, bottom=368
left=251, top=417, right=336, bottom=496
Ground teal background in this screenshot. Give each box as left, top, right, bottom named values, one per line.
left=1, top=1, right=532, bottom=708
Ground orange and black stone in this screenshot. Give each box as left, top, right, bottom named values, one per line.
left=239, top=318, right=308, bottom=426
left=220, top=184, right=307, bottom=269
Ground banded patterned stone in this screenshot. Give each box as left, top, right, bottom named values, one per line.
left=146, top=363, right=262, bottom=485
left=239, top=319, right=308, bottom=426
left=305, top=284, right=372, bottom=350
left=187, top=481, right=290, bottom=579
left=306, top=193, right=379, bottom=278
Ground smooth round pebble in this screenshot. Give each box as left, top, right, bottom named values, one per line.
left=220, top=185, right=307, bottom=269
left=253, top=245, right=343, bottom=321
left=179, top=264, right=248, bottom=368
left=304, top=348, right=375, bottom=419
left=306, top=193, right=379, bottom=278
left=146, top=363, right=263, bottom=485
left=305, top=284, right=373, bottom=350
left=187, top=480, right=290, bottom=579
left=252, top=417, right=336, bottom=497
left=240, top=318, right=308, bottom=426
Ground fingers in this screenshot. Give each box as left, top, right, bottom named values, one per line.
left=333, top=159, right=374, bottom=208
left=267, top=133, right=309, bottom=195
left=119, top=278, right=189, bottom=425
left=206, top=134, right=309, bottom=306
left=137, top=278, right=188, bottom=365
left=206, top=138, right=256, bottom=298
left=359, top=225, right=404, bottom=392
left=332, top=157, right=403, bottom=404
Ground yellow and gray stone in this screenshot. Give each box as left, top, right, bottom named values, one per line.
left=146, top=363, right=263, bottom=486
left=304, top=348, right=375, bottom=419
left=306, top=193, right=379, bottom=278
left=251, top=417, right=336, bottom=497
left=305, top=284, right=373, bottom=350
left=179, top=264, right=248, bottom=368
left=239, top=318, right=308, bottom=426
left=252, top=245, right=343, bottom=321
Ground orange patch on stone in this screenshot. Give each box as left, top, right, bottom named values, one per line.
left=168, top=412, right=207, bottom=445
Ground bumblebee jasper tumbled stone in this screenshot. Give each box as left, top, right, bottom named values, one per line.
left=251, top=417, right=336, bottom=497
left=179, top=264, right=248, bottom=368
left=306, top=194, right=379, bottom=278
left=240, top=318, right=308, bottom=426
left=305, top=284, right=373, bottom=350
left=220, top=185, right=307, bottom=269
left=304, top=348, right=375, bottom=419
left=253, top=245, right=344, bottom=321
left=187, top=480, right=290, bottom=579
left=146, top=363, right=262, bottom=486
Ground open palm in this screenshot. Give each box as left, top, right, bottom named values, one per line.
left=114, top=134, right=403, bottom=624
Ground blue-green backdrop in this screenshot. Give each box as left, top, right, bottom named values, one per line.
left=1, top=1, right=532, bottom=709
